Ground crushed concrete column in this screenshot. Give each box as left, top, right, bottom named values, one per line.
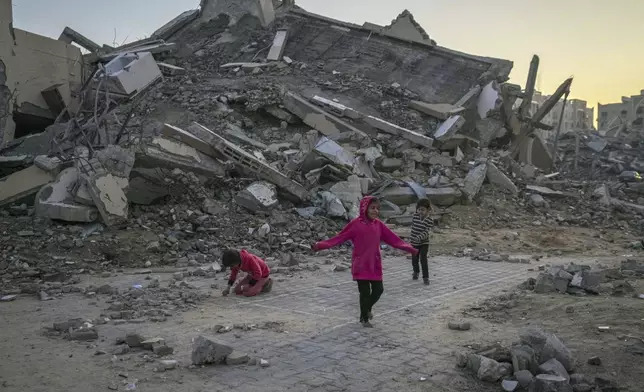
left=35, top=167, right=99, bottom=222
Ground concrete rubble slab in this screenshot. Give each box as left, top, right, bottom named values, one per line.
left=380, top=186, right=462, bottom=206
left=434, top=115, right=465, bottom=142
left=35, top=167, right=99, bottom=222
left=163, top=123, right=220, bottom=158
left=33, top=155, right=63, bottom=175
left=283, top=92, right=367, bottom=138
left=517, top=135, right=552, bottom=170
left=0, top=155, right=33, bottom=169
left=58, top=26, right=102, bottom=53
left=187, top=123, right=309, bottom=201
left=100, top=52, right=163, bottom=98
left=475, top=117, right=506, bottom=147
left=157, top=62, right=186, bottom=76
left=477, top=81, right=500, bottom=119
left=363, top=116, right=434, bottom=148
left=135, top=136, right=226, bottom=178
left=486, top=162, right=518, bottom=195
left=41, top=84, right=72, bottom=116
left=526, top=185, right=564, bottom=197
left=428, top=154, right=454, bottom=167
left=463, top=164, right=488, bottom=201
left=409, top=101, right=465, bottom=120
left=152, top=9, right=199, bottom=40
left=0, top=165, right=55, bottom=207
left=267, top=29, right=289, bottom=61
left=264, top=105, right=297, bottom=123
left=83, top=172, right=128, bottom=226
left=223, top=124, right=267, bottom=150
left=93, top=42, right=177, bottom=63
left=311, top=136, right=355, bottom=170
left=220, top=62, right=278, bottom=71
left=330, top=176, right=362, bottom=218
left=235, top=181, right=279, bottom=212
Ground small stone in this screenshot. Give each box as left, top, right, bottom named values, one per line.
left=448, top=321, right=471, bottom=331
left=112, top=346, right=130, bottom=355
left=565, top=306, right=574, bottom=313
left=125, top=333, right=145, bottom=348
left=153, top=345, right=174, bottom=356
left=259, top=359, right=270, bottom=367
left=160, top=359, right=178, bottom=370
left=69, top=329, right=98, bottom=341
left=587, top=356, right=601, bottom=366
left=225, top=351, right=250, bottom=365
left=141, top=337, right=165, bottom=350
left=1, top=294, right=17, bottom=302
left=191, top=335, right=233, bottom=365
left=502, top=379, right=519, bottom=392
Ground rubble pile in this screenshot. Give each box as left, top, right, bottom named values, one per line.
left=522, top=259, right=644, bottom=297
left=458, top=327, right=621, bottom=392
left=3, top=0, right=644, bottom=295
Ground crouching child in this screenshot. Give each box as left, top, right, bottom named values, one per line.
left=221, top=249, right=273, bottom=297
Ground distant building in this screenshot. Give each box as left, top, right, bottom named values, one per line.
left=597, top=90, right=644, bottom=133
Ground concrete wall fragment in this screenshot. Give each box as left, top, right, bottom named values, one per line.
left=0, top=165, right=55, bottom=207
left=200, top=0, right=275, bottom=27
left=35, top=167, right=99, bottom=222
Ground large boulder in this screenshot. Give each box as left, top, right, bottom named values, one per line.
left=191, top=335, right=233, bottom=365
left=519, top=328, right=573, bottom=371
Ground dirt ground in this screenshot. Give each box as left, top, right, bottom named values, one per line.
left=1, top=225, right=643, bottom=392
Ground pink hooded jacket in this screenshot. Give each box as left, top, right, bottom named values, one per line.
left=314, top=196, right=418, bottom=281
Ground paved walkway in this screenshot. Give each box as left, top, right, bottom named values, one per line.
left=200, top=256, right=528, bottom=392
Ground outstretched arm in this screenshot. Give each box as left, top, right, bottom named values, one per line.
left=313, top=221, right=355, bottom=251
left=379, top=222, right=418, bottom=255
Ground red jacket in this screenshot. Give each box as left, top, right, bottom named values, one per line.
left=229, top=250, right=270, bottom=283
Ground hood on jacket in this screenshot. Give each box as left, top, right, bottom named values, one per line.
left=359, top=196, right=378, bottom=223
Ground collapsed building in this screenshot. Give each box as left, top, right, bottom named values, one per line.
left=1, top=0, right=643, bottom=244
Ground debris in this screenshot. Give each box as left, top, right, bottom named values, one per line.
left=191, top=335, right=233, bottom=365
left=538, top=358, right=570, bottom=381
left=511, top=345, right=539, bottom=375
left=1, top=295, right=17, bottom=302
left=519, top=327, right=573, bottom=371
left=225, top=351, right=250, bottom=365
left=101, top=52, right=162, bottom=98
left=159, top=359, right=178, bottom=370
left=267, top=29, right=289, bottom=61
left=157, top=62, right=186, bottom=76
left=35, top=168, right=99, bottom=222
left=463, top=164, right=488, bottom=201
left=235, top=182, right=278, bottom=212
left=259, top=359, right=270, bottom=367
left=448, top=321, right=471, bottom=331
left=467, top=354, right=512, bottom=382
left=587, top=356, right=601, bottom=366
left=514, top=370, right=534, bottom=389
left=409, top=101, right=464, bottom=120
left=531, top=374, right=570, bottom=392
left=434, top=115, right=466, bottom=142
left=501, top=379, right=519, bottom=392
left=486, top=162, right=518, bottom=195
left=0, top=166, right=55, bottom=208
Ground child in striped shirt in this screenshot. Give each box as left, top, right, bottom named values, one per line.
left=409, top=198, right=434, bottom=285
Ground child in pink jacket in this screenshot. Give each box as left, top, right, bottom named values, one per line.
left=312, top=196, right=418, bottom=327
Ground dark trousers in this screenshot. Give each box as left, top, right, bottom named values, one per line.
left=357, top=280, right=384, bottom=322
left=412, top=244, right=429, bottom=279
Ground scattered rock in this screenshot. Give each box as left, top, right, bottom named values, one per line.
left=448, top=321, right=471, bottom=331
left=514, top=370, right=534, bottom=388
left=587, top=356, right=601, bottom=366
left=534, top=273, right=556, bottom=294
left=538, top=358, right=570, bottom=381
left=225, top=351, right=250, bottom=365
left=259, top=358, right=270, bottom=367
left=511, top=345, right=539, bottom=374
left=191, top=335, right=233, bottom=365
left=611, top=280, right=634, bottom=296
left=159, top=359, right=178, bottom=370
left=531, top=374, right=572, bottom=392
left=519, top=327, right=573, bottom=371
left=502, top=379, right=519, bottom=392
left=467, top=354, right=512, bottom=382
left=153, top=345, right=174, bottom=356
left=125, top=333, right=145, bottom=348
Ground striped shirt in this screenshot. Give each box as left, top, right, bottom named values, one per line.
left=410, top=212, right=433, bottom=246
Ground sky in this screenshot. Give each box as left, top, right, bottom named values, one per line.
left=10, top=0, right=644, bottom=113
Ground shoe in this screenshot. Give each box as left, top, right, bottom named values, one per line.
left=261, top=278, right=273, bottom=293
left=423, top=279, right=430, bottom=286
left=412, top=273, right=419, bottom=280
left=361, top=321, right=374, bottom=328
left=368, top=311, right=373, bottom=320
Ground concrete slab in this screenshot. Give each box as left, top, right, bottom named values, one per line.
left=463, top=164, right=488, bottom=201
left=157, top=63, right=186, bottom=76
left=477, top=81, right=500, bottom=119
left=127, top=168, right=172, bottom=205
left=363, top=116, right=434, bottom=148
left=380, top=186, right=462, bottom=206
left=35, top=167, right=99, bottom=222
left=0, top=165, right=55, bottom=207
left=135, top=137, right=226, bottom=178
left=34, top=155, right=63, bottom=175
left=85, top=172, right=128, bottom=226
left=235, top=182, right=278, bottom=212
left=434, top=115, right=465, bottom=142
left=152, top=9, right=199, bottom=40
left=267, top=29, right=288, bottom=61
left=486, top=162, right=518, bottom=195
left=409, top=101, right=465, bottom=120
left=161, top=123, right=219, bottom=158
left=283, top=92, right=367, bottom=138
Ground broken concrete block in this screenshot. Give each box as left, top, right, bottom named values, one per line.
left=477, top=81, right=501, bottom=119
left=362, top=116, right=434, bottom=148
left=225, top=351, right=250, bottom=365
left=330, top=177, right=362, bottom=218
left=135, top=137, right=226, bottom=177
left=428, top=154, right=453, bottom=167
left=486, top=162, right=518, bottom=195
left=511, top=345, right=539, bottom=375
left=34, top=155, right=63, bottom=175
left=0, top=165, right=55, bottom=207
left=538, top=358, right=570, bottom=381
left=526, top=185, right=564, bottom=197
left=463, top=164, right=488, bottom=201
left=264, top=105, right=297, bottom=123
left=157, top=62, right=186, bottom=76
left=518, top=135, right=552, bottom=170
left=101, top=52, right=162, bottom=97
left=267, top=29, right=288, bottom=61
left=94, top=146, right=135, bottom=179
left=235, top=181, right=278, bottom=212
left=317, top=191, right=347, bottom=218
left=376, top=158, right=403, bottom=172
left=469, top=355, right=511, bottom=382
left=409, top=101, right=464, bottom=120
left=125, top=168, right=170, bottom=205
left=35, top=168, right=99, bottom=222
left=283, top=92, right=367, bottom=138
left=593, top=184, right=611, bottom=206
left=570, top=270, right=601, bottom=294
left=380, top=186, right=461, bottom=207
left=519, top=328, right=573, bottom=371
left=85, top=173, right=128, bottom=226
left=434, top=115, right=465, bottom=142
left=534, top=273, right=556, bottom=294
left=514, top=370, right=534, bottom=389
left=191, top=335, right=233, bottom=365
left=163, top=123, right=220, bottom=158
left=531, top=375, right=571, bottom=392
